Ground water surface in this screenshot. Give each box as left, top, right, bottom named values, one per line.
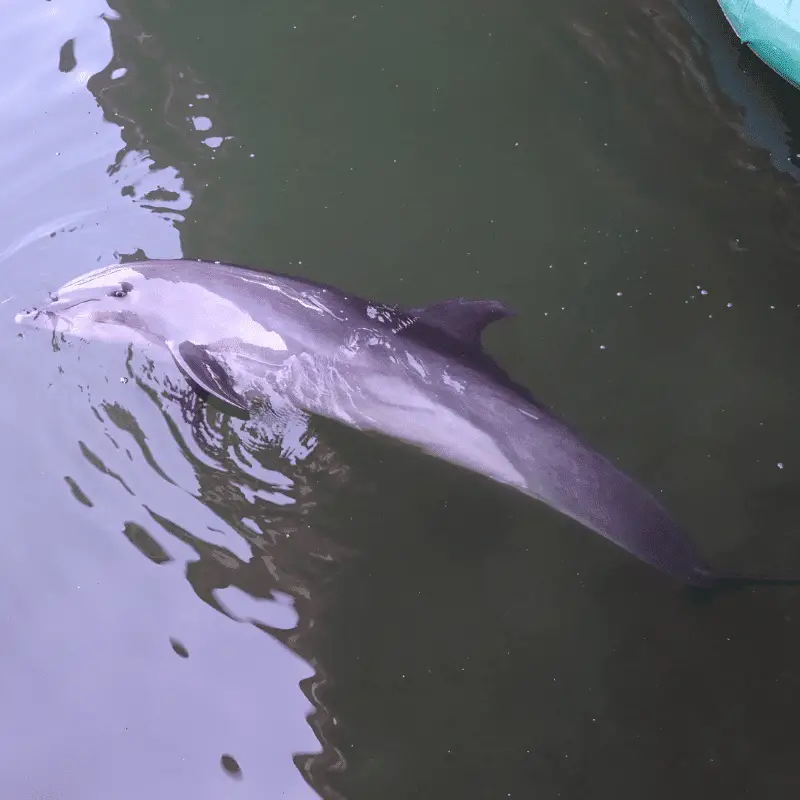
left=2, top=0, right=800, bottom=797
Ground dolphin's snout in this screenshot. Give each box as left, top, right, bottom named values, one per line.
left=14, top=306, right=58, bottom=327
left=15, top=287, right=59, bottom=324
left=14, top=307, right=38, bottom=323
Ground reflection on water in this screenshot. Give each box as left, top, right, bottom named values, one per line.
left=79, top=341, right=355, bottom=793
left=1, top=0, right=346, bottom=797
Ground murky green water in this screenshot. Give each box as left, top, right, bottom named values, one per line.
left=2, top=0, right=800, bottom=797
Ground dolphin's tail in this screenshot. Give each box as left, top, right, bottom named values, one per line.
left=512, top=415, right=800, bottom=588
left=695, top=566, right=800, bottom=587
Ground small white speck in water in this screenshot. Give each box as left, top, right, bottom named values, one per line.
left=727, top=302, right=733, bottom=308
left=616, top=291, right=622, bottom=296
left=778, top=462, right=784, bottom=470
left=599, top=345, right=606, bottom=350
left=700, top=289, right=708, bottom=295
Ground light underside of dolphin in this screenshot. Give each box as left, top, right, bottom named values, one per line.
left=14, top=259, right=799, bottom=590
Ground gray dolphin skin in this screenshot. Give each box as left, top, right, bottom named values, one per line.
left=13, top=259, right=792, bottom=588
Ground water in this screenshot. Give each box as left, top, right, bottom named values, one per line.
left=2, top=0, right=800, bottom=797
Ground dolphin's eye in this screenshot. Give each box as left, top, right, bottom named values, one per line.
left=111, top=282, right=133, bottom=299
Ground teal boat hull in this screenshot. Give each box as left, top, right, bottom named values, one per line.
left=718, top=0, right=800, bottom=88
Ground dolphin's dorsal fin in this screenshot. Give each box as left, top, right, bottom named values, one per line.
left=410, top=298, right=515, bottom=349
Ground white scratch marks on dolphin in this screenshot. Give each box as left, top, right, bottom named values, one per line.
left=302, top=293, right=344, bottom=320
left=248, top=277, right=345, bottom=320
left=442, top=372, right=465, bottom=393
left=405, top=352, right=427, bottom=378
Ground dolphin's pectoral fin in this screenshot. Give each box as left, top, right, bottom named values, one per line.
left=411, top=298, right=516, bottom=348
left=167, top=340, right=249, bottom=413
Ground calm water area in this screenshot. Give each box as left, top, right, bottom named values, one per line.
left=2, top=0, right=800, bottom=797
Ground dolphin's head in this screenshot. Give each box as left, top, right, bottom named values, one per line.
left=16, top=260, right=295, bottom=360
left=15, top=263, right=170, bottom=347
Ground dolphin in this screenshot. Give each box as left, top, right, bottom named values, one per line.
left=13, top=259, right=796, bottom=589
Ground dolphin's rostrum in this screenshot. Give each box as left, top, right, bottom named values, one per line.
left=14, top=259, right=794, bottom=588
